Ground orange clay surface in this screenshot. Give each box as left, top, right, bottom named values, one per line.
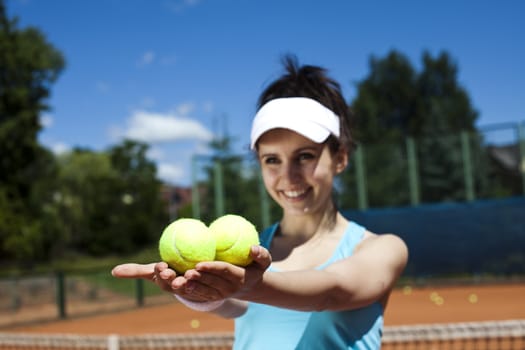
left=6, top=283, right=525, bottom=335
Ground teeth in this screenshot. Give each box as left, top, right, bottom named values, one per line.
left=284, top=189, right=306, bottom=198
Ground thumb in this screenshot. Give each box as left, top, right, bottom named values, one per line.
left=250, top=245, right=272, bottom=270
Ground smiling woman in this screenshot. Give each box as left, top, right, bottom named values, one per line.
left=111, top=54, right=408, bottom=350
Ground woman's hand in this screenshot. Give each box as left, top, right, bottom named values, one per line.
left=176, top=245, right=272, bottom=302
left=111, top=245, right=272, bottom=303
left=111, top=262, right=183, bottom=294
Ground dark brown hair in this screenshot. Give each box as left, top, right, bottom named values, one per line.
left=256, top=54, right=356, bottom=155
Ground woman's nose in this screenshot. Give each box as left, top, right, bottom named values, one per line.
left=282, top=162, right=302, bottom=183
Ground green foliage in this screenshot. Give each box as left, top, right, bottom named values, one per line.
left=353, top=50, right=418, bottom=143
left=343, top=50, right=486, bottom=207
left=53, top=141, right=169, bottom=257
left=196, top=134, right=277, bottom=231
left=0, top=2, right=170, bottom=267
left=106, top=140, right=168, bottom=254
left=0, top=2, right=65, bottom=198
left=0, top=1, right=66, bottom=265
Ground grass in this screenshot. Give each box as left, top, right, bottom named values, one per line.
left=80, top=270, right=163, bottom=298
left=1, top=245, right=165, bottom=298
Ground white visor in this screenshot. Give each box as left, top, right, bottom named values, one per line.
left=250, top=97, right=340, bottom=149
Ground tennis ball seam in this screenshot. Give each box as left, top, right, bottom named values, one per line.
left=173, top=232, right=205, bottom=263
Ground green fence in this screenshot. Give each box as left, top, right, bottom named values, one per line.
left=1, top=122, right=523, bottom=329
left=0, top=269, right=172, bottom=329
left=191, top=122, right=525, bottom=227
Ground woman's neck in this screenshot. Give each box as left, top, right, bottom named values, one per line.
left=279, top=203, right=342, bottom=240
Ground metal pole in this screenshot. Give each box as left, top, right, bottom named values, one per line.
left=214, top=160, right=225, bottom=217
left=354, top=146, right=368, bottom=210
left=461, top=131, right=475, bottom=201
left=191, top=156, right=200, bottom=220
left=518, top=122, right=525, bottom=195
left=406, top=137, right=420, bottom=206
left=55, top=271, right=66, bottom=319
left=258, top=169, right=271, bottom=228
left=136, top=279, right=144, bottom=307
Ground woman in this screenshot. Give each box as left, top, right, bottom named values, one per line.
left=112, top=55, right=408, bottom=349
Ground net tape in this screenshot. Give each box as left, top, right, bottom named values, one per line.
left=0, top=320, right=524, bottom=349
left=382, top=319, right=525, bottom=343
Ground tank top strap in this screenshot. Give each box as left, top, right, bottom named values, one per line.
left=259, top=223, right=279, bottom=250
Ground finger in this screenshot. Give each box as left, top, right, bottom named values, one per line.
left=185, top=269, right=237, bottom=297
left=171, top=275, right=189, bottom=291
left=170, top=274, right=217, bottom=302
left=153, top=262, right=180, bottom=291
left=249, top=245, right=272, bottom=270
left=158, top=267, right=177, bottom=282
left=154, top=261, right=170, bottom=275
left=111, top=263, right=157, bottom=279
left=184, top=279, right=225, bottom=301
left=194, top=261, right=245, bottom=284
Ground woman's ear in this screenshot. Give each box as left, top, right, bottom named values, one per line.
left=334, top=147, right=348, bottom=174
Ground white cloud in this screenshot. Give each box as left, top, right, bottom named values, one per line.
left=96, top=81, right=110, bottom=93
left=40, top=114, right=54, bottom=128
left=121, top=109, right=213, bottom=144
left=160, top=54, right=177, bottom=66
left=174, top=102, right=194, bottom=116
left=140, top=97, right=156, bottom=109
left=203, top=101, right=214, bottom=113
left=49, top=142, right=71, bottom=155
left=138, top=51, right=155, bottom=66
left=165, top=0, right=201, bottom=13
left=147, top=146, right=165, bottom=161
left=157, top=162, right=186, bottom=184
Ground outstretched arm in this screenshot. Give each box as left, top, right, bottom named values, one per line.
left=110, top=244, right=272, bottom=318
left=189, top=233, right=408, bottom=312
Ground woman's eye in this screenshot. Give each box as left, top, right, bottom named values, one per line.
left=263, top=156, right=279, bottom=164
left=298, top=153, right=315, bottom=161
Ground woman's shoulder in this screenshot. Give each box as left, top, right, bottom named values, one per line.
left=355, top=229, right=407, bottom=251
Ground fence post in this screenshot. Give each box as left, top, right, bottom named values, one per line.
left=354, top=146, right=368, bottom=210
left=136, top=279, right=144, bottom=307
left=55, top=271, right=66, bottom=319
left=191, top=156, right=201, bottom=220
left=461, top=131, right=475, bottom=201
left=406, top=137, right=420, bottom=206
left=518, top=122, right=525, bottom=196
left=214, top=160, right=224, bottom=217
left=258, top=170, right=271, bottom=228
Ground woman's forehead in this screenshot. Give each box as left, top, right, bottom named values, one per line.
left=257, top=128, right=317, bottom=147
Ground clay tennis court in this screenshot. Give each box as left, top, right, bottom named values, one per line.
left=7, top=282, right=525, bottom=335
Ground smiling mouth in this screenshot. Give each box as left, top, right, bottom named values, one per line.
left=282, top=188, right=308, bottom=199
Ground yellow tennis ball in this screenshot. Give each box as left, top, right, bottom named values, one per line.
left=158, top=218, right=216, bottom=273
left=209, top=214, right=260, bottom=266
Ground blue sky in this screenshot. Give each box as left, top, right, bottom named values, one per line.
left=7, top=0, right=525, bottom=186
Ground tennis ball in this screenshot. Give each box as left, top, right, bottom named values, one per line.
left=209, top=214, right=260, bottom=266
left=158, top=218, right=216, bottom=273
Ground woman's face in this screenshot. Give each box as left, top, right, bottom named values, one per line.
left=257, top=128, right=347, bottom=216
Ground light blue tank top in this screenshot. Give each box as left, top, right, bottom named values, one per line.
left=233, top=222, right=384, bottom=350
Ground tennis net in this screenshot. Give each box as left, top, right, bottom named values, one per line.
left=0, top=319, right=524, bottom=349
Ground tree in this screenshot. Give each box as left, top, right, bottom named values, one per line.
left=53, top=141, right=168, bottom=257
left=197, top=134, right=277, bottom=230
left=107, top=140, right=168, bottom=254
left=0, top=1, right=65, bottom=199
left=0, top=0, right=65, bottom=265
left=352, top=51, right=419, bottom=144
left=341, top=50, right=482, bottom=208
left=341, top=51, right=418, bottom=208
left=416, top=51, right=486, bottom=202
